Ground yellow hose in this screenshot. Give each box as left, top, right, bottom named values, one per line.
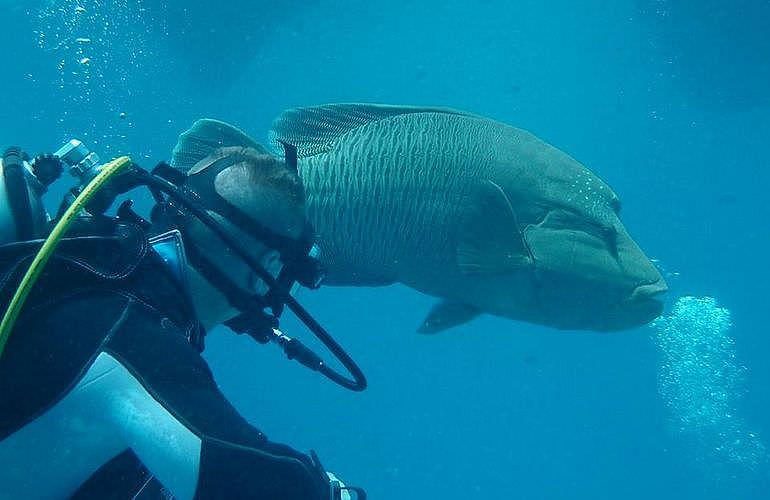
left=0, top=156, right=132, bottom=359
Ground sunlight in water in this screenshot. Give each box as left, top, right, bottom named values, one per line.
left=653, top=296, right=767, bottom=474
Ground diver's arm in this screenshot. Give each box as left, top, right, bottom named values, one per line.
left=86, top=301, right=332, bottom=499
left=58, top=349, right=329, bottom=500
left=109, top=312, right=329, bottom=500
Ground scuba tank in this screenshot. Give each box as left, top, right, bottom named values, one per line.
left=0, top=147, right=55, bottom=245
left=0, top=139, right=104, bottom=246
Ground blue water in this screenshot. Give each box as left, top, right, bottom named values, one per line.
left=2, top=1, right=769, bottom=498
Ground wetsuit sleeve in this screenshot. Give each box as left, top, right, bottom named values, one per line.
left=96, top=299, right=331, bottom=500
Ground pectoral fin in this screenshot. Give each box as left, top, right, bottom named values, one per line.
left=418, top=301, right=481, bottom=334
left=457, top=180, right=532, bottom=274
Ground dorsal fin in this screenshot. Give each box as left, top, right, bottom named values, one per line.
left=268, top=103, right=475, bottom=158
left=171, top=118, right=267, bottom=172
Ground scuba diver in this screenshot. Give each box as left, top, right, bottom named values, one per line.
left=0, top=121, right=367, bottom=499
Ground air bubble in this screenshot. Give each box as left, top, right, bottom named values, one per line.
left=36, top=0, right=156, bottom=152
left=652, top=297, right=767, bottom=473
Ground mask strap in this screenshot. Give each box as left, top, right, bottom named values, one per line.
left=178, top=156, right=312, bottom=257
left=152, top=202, right=268, bottom=314
left=146, top=164, right=365, bottom=391
left=277, top=140, right=298, bottom=173
left=155, top=160, right=324, bottom=290
left=153, top=202, right=283, bottom=348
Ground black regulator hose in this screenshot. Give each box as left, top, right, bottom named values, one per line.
left=137, top=168, right=367, bottom=392
left=283, top=293, right=367, bottom=391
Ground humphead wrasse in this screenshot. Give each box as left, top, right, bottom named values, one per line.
left=173, top=104, right=667, bottom=333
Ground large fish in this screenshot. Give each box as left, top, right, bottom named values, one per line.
left=173, top=104, right=667, bottom=333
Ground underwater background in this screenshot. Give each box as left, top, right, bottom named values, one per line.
left=1, top=0, right=769, bottom=498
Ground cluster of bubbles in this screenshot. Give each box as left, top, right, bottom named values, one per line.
left=34, top=0, right=156, bottom=153
left=652, top=296, right=767, bottom=474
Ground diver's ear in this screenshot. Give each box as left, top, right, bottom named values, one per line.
left=456, top=180, right=532, bottom=274
left=418, top=300, right=481, bottom=334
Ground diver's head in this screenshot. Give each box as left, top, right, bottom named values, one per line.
left=194, top=146, right=306, bottom=240
left=168, top=121, right=365, bottom=391
left=180, top=146, right=307, bottom=325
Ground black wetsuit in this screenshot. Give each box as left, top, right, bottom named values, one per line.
left=0, top=217, right=331, bottom=499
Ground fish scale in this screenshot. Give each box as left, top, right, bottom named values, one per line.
left=299, top=113, right=489, bottom=288
left=172, top=104, right=664, bottom=332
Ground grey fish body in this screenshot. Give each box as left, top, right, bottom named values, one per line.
left=271, top=103, right=666, bottom=332
left=298, top=111, right=497, bottom=293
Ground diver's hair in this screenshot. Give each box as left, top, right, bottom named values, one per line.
left=205, top=146, right=306, bottom=240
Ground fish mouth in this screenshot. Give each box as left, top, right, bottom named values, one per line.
left=597, top=279, right=668, bottom=331
left=626, top=279, right=668, bottom=321
left=631, top=279, right=668, bottom=303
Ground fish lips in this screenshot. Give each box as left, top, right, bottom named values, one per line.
left=524, top=270, right=667, bottom=332
left=532, top=270, right=669, bottom=332
left=607, top=278, right=668, bottom=330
